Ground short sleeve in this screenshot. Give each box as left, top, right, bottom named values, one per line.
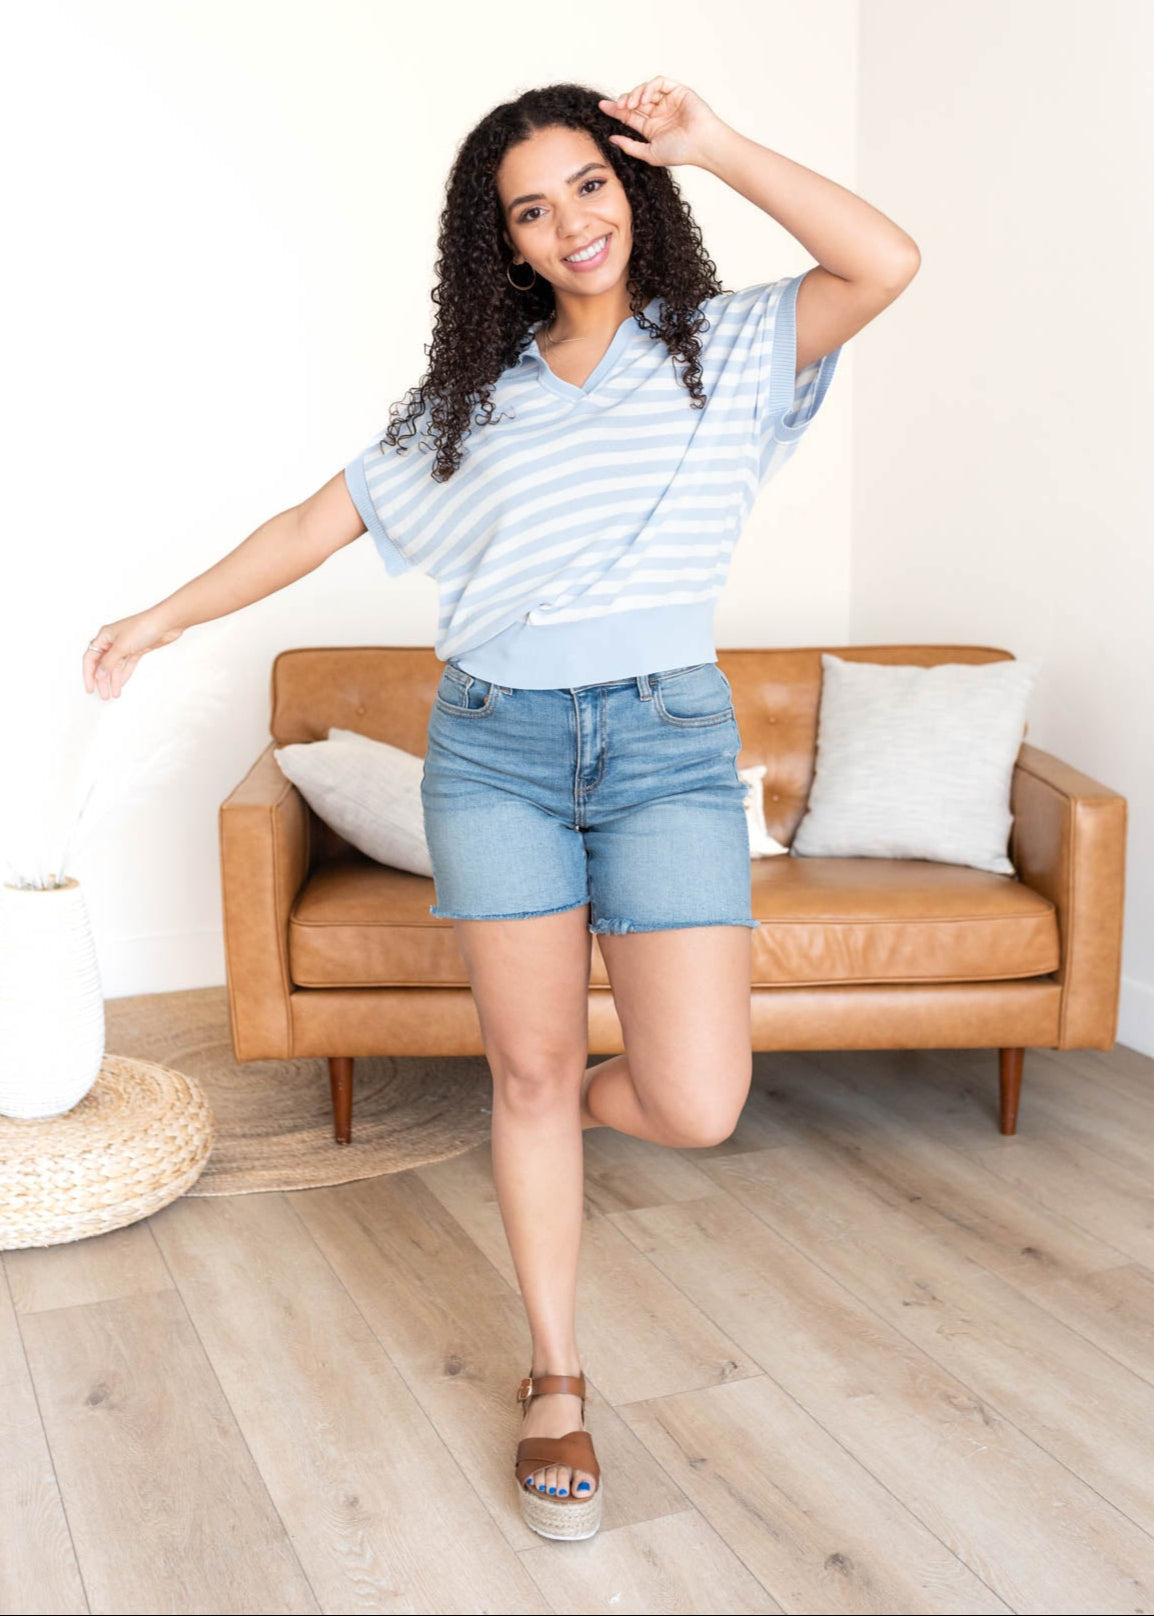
left=722, top=271, right=843, bottom=487
left=343, top=428, right=431, bottom=578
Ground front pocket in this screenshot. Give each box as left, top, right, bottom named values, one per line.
left=433, top=667, right=501, bottom=717
left=652, top=662, right=734, bottom=727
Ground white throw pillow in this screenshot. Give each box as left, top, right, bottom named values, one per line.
left=790, top=654, right=1040, bottom=875
left=272, top=726, right=432, bottom=877
left=738, top=765, right=790, bottom=858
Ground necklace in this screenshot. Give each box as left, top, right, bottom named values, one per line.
left=539, top=315, right=612, bottom=352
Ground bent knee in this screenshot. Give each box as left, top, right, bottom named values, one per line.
left=646, top=1060, right=752, bottom=1149
left=663, top=1111, right=743, bottom=1149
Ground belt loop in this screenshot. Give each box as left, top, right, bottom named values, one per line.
left=636, top=671, right=652, bottom=700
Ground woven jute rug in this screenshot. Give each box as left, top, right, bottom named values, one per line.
left=103, top=985, right=493, bottom=1196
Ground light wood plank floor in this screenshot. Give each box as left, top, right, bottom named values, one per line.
left=4, top=1042, right=1154, bottom=1615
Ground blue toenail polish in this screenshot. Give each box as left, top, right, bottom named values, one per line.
left=559, top=1488, right=568, bottom=1495
left=577, top=1481, right=590, bottom=1492
left=537, top=1483, right=546, bottom=1491
left=548, top=1486, right=556, bottom=1493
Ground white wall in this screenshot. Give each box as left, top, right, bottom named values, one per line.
left=854, top=0, right=1154, bottom=1052
left=9, top=2, right=1148, bottom=1058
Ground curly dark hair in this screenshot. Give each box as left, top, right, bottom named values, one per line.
left=379, top=81, right=727, bottom=481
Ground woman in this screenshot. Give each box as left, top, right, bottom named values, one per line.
left=83, top=77, right=918, bottom=1541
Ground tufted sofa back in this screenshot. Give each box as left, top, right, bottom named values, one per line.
left=269, top=643, right=1019, bottom=859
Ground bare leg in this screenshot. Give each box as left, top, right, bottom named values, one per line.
left=581, top=925, right=754, bottom=1145
left=451, top=904, right=597, bottom=1501
left=452, top=915, right=753, bottom=1498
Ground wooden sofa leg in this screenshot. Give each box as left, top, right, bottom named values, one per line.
left=999, top=1048, right=1024, bottom=1135
left=328, top=1057, right=354, bottom=1145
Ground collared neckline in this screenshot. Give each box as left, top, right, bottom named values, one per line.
left=517, top=296, right=662, bottom=401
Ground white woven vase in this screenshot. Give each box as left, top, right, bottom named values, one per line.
left=0, top=877, right=105, bottom=1119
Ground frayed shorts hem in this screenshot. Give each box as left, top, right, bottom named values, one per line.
left=588, top=916, right=760, bottom=935
left=428, top=900, right=759, bottom=932
left=428, top=897, right=588, bottom=922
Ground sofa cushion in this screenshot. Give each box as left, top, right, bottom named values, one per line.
left=791, top=653, right=1041, bottom=875
left=272, top=727, right=431, bottom=877
left=289, top=860, right=464, bottom=988
left=740, top=764, right=790, bottom=858
left=289, top=854, right=1059, bottom=990
left=745, top=854, right=1058, bottom=986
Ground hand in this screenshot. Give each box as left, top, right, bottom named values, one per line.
left=83, top=609, right=184, bottom=700
left=598, top=77, right=727, bottom=169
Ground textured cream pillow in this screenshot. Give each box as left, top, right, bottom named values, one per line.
left=272, top=726, right=432, bottom=877
left=790, top=654, right=1040, bottom=874
left=738, top=765, right=790, bottom=858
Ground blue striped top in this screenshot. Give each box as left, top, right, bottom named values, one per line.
left=344, top=269, right=841, bottom=688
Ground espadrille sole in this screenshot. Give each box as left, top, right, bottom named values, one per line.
left=514, top=1369, right=602, bottom=1540
left=519, top=1481, right=603, bottom=1540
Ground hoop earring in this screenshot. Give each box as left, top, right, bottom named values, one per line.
left=506, top=260, right=537, bottom=291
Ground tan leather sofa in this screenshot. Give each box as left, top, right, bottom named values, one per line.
left=219, top=645, right=1127, bottom=1145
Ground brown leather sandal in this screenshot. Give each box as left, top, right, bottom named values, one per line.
left=514, top=1370, right=603, bottom=1540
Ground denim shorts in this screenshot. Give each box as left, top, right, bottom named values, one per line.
left=419, top=659, right=758, bottom=934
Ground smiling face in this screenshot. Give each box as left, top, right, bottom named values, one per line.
left=497, top=124, right=634, bottom=302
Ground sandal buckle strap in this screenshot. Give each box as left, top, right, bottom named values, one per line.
left=517, top=1370, right=587, bottom=1406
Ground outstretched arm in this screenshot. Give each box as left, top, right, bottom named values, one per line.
left=84, top=470, right=368, bottom=700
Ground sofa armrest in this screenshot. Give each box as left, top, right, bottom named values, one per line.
left=1010, top=742, right=1127, bottom=1047
left=219, top=741, right=310, bottom=1060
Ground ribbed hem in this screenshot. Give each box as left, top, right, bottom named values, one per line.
left=452, top=600, right=718, bottom=689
